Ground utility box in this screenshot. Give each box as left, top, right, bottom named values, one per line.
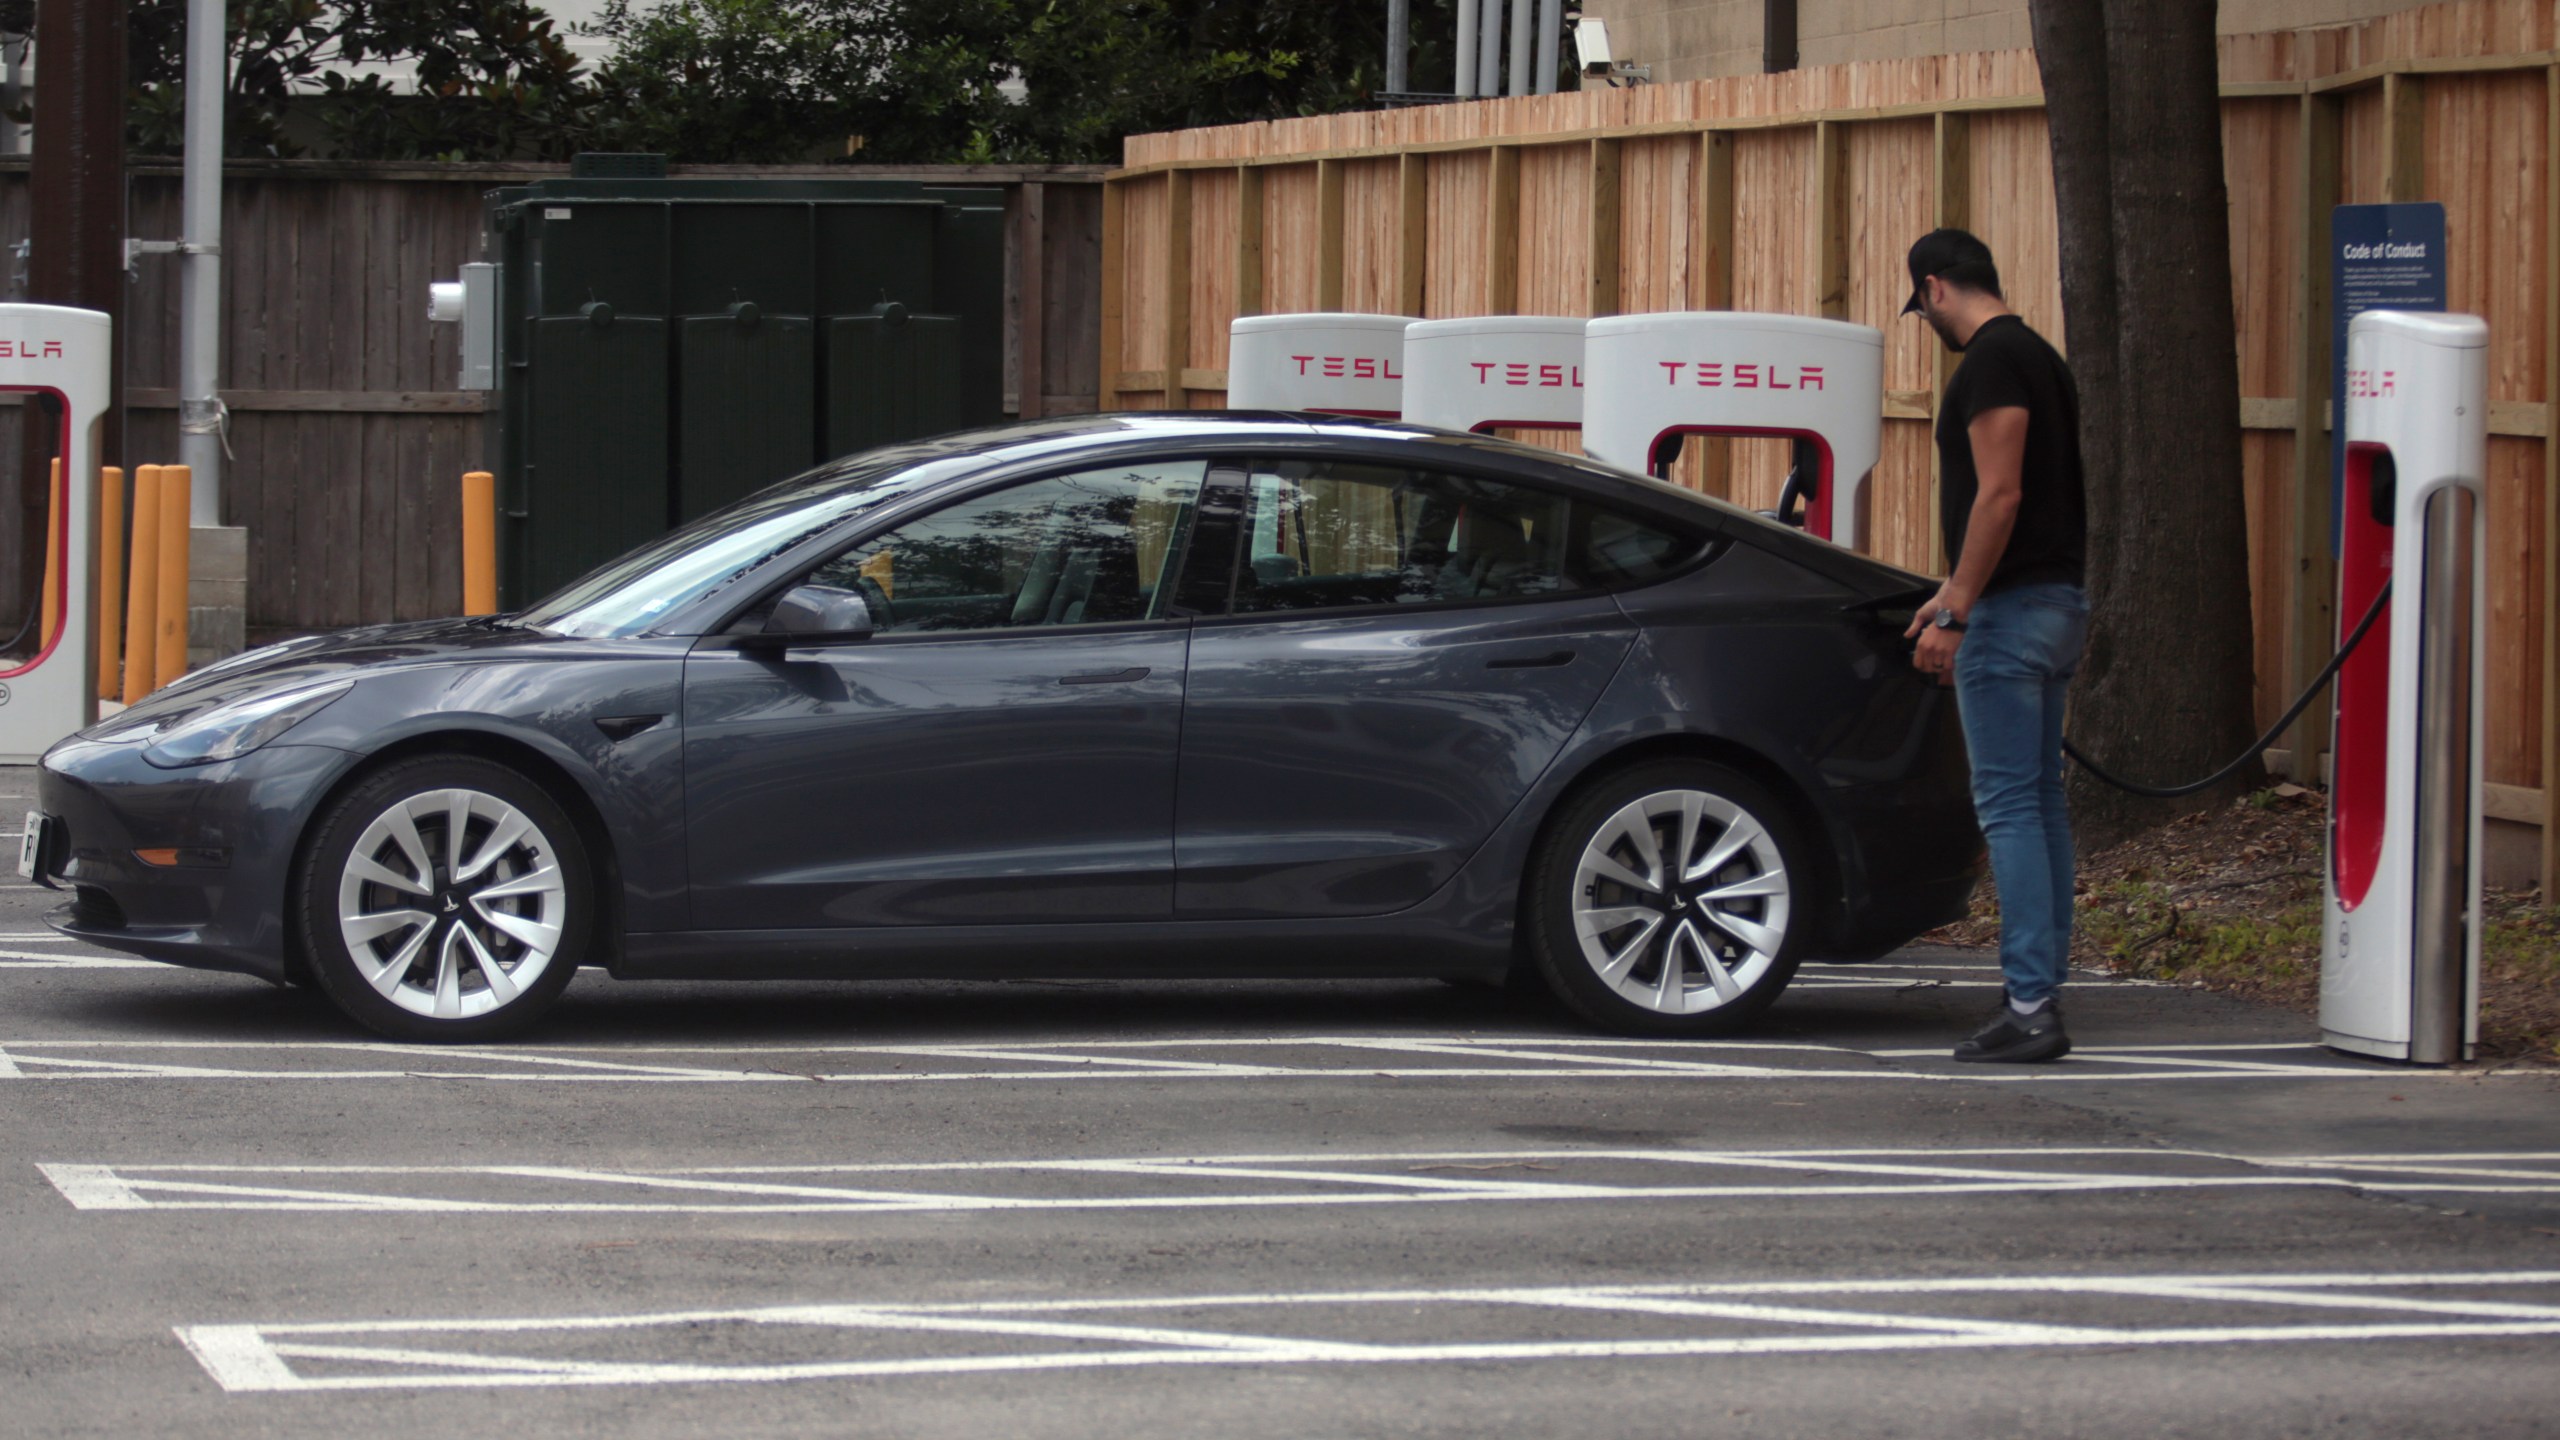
left=471, top=177, right=1008, bottom=606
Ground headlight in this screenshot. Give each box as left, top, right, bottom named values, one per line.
left=142, top=680, right=353, bottom=768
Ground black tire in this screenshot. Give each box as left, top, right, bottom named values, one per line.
left=1525, top=759, right=1814, bottom=1036
left=296, top=754, right=593, bottom=1042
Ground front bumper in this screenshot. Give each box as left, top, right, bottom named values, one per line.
left=33, top=737, right=358, bottom=982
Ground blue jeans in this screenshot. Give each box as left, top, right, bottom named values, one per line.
left=1952, top=581, right=2090, bottom=1007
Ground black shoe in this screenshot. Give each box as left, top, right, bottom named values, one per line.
left=1953, top=998, right=2070, bottom=1063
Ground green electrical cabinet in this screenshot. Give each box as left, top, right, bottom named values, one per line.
left=482, top=170, right=1009, bottom=607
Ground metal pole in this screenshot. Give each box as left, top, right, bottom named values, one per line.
left=1533, top=0, right=1562, bottom=94
left=1477, top=0, right=1504, bottom=98
left=1386, top=0, right=1409, bottom=94
left=1454, top=0, right=1477, bottom=98
left=1507, top=0, right=1533, bottom=97
left=179, top=0, right=227, bottom=526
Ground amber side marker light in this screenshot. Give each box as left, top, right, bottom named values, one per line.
left=133, top=848, right=228, bottom=868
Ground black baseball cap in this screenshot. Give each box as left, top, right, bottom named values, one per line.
left=1901, top=228, right=2002, bottom=314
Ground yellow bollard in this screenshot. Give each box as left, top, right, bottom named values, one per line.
left=37, top=458, right=59, bottom=652
left=95, top=466, right=123, bottom=701
left=122, top=466, right=161, bottom=705
left=155, top=464, right=191, bottom=691
left=461, top=470, right=497, bottom=616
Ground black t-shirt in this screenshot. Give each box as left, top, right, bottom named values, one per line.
left=1935, top=314, right=2086, bottom=593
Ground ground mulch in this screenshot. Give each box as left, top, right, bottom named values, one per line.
left=1925, top=785, right=2560, bottom=1065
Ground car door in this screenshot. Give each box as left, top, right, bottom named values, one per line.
left=681, top=458, right=1209, bottom=930
left=1172, top=456, right=1643, bottom=919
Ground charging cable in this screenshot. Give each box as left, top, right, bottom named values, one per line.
left=2061, top=579, right=2393, bottom=799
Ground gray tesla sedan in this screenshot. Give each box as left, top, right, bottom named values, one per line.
left=29, top=414, right=1981, bottom=1041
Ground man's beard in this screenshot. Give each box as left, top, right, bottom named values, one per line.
left=1926, top=310, right=1965, bottom=352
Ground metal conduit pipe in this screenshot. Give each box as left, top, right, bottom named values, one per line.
left=177, top=0, right=226, bottom=526
left=1455, top=0, right=1477, bottom=97
left=1477, top=0, right=1504, bottom=97
left=1508, top=0, right=1533, bottom=96
left=1534, top=0, right=1562, bottom=93
left=1387, top=0, right=1409, bottom=93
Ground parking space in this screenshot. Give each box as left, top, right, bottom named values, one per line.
left=2, top=763, right=2556, bottom=1436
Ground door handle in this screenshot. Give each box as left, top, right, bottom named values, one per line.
left=1486, top=651, right=1575, bottom=670
left=1058, top=666, right=1152, bottom=686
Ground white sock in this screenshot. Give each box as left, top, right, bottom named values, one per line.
left=2008, top=994, right=2050, bottom=1016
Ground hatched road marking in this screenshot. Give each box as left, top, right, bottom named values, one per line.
left=41, top=1148, right=2560, bottom=1215
left=175, top=1269, right=2560, bottom=1393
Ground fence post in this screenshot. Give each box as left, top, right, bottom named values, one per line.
left=155, top=464, right=190, bottom=690
left=122, top=466, right=160, bottom=706
left=95, top=465, right=121, bottom=700
left=462, top=470, right=498, bottom=616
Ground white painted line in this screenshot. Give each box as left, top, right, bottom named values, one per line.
left=0, top=949, right=164, bottom=969
left=174, top=1268, right=2560, bottom=1394
left=0, top=1033, right=2427, bottom=1087
left=0, top=1045, right=19, bottom=1080
left=51, top=1147, right=2560, bottom=1215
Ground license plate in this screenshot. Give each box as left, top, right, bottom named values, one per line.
left=18, top=811, right=47, bottom=880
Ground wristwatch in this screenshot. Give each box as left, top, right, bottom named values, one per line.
left=1931, top=609, right=1967, bottom=632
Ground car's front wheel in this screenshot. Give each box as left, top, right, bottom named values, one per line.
left=1526, top=760, right=1811, bottom=1035
left=297, top=755, right=591, bottom=1042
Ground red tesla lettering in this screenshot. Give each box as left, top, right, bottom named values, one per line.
left=1499, top=363, right=1525, bottom=386
left=1736, top=364, right=1760, bottom=388
left=1538, top=364, right=1563, bottom=387
left=43, top=341, right=60, bottom=358
left=1292, top=354, right=1315, bottom=375
left=1384, top=361, right=1402, bottom=380
left=1570, top=366, right=1584, bottom=388
left=1659, top=361, right=1685, bottom=384
left=1322, top=358, right=1345, bottom=377
left=1472, top=362, right=1496, bottom=384
left=1695, top=363, right=1723, bottom=387
left=1801, top=366, right=1824, bottom=391
left=1354, top=358, right=1376, bottom=379
left=1770, top=366, right=1793, bottom=390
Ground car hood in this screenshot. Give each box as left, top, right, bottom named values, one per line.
left=83, top=617, right=580, bottom=739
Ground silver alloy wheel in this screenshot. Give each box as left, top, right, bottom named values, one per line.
left=334, top=787, right=568, bottom=1021
left=1569, top=787, right=1791, bottom=1015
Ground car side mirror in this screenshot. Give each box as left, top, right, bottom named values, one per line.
left=740, top=583, right=873, bottom=652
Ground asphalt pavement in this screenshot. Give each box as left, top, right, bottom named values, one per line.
left=2, top=767, right=2556, bottom=1437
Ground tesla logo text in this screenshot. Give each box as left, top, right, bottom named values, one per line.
left=1467, top=361, right=1583, bottom=388
left=0, top=340, right=66, bottom=359
left=2346, top=368, right=2397, bottom=398
left=1289, top=354, right=1403, bottom=381
left=1655, top=361, right=1825, bottom=391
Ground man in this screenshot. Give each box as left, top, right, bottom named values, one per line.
left=1899, top=228, right=2090, bottom=1064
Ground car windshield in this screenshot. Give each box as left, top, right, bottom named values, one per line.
left=516, top=443, right=992, bottom=638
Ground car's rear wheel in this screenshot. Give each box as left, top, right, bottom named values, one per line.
left=297, top=755, right=591, bottom=1042
left=1526, top=760, right=1810, bottom=1035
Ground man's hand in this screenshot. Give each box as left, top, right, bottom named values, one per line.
left=1904, top=583, right=1972, bottom=682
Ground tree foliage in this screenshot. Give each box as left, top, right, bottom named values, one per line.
left=82, top=0, right=1466, bottom=165
left=97, top=1, right=592, bottom=160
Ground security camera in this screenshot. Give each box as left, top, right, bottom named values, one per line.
left=1574, top=17, right=1613, bottom=77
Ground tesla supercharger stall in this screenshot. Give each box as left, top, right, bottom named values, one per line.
left=0, top=304, right=104, bottom=766
left=1225, top=314, right=1409, bottom=417
left=1400, top=316, right=1586, bottom=435
left=2322, top=309, right=2488, bottom=1064
left=1581, top=312, right=1885, bottom=552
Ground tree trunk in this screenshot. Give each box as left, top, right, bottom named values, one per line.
left=2028, top=0, right=2262, bottom=850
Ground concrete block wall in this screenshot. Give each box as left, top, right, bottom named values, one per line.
left=1579, top=0, right=2440, bottom=81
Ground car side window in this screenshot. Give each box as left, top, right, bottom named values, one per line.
left=804, top=460, right=1206, bottom=634
left=1227, top=460, right=1576, bottom=616
left=1568, top=502, right=1707, bottom=589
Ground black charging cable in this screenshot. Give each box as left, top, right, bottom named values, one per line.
left=2059, top=578, right=2393, bottom=799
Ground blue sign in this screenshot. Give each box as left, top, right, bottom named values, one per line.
left=2330, top=202, right=2446, bottom=549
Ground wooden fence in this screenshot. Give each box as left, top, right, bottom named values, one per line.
left=1098, top=0, right=2560, bottom=892
left=0, top=157, right=1108, bottom=638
